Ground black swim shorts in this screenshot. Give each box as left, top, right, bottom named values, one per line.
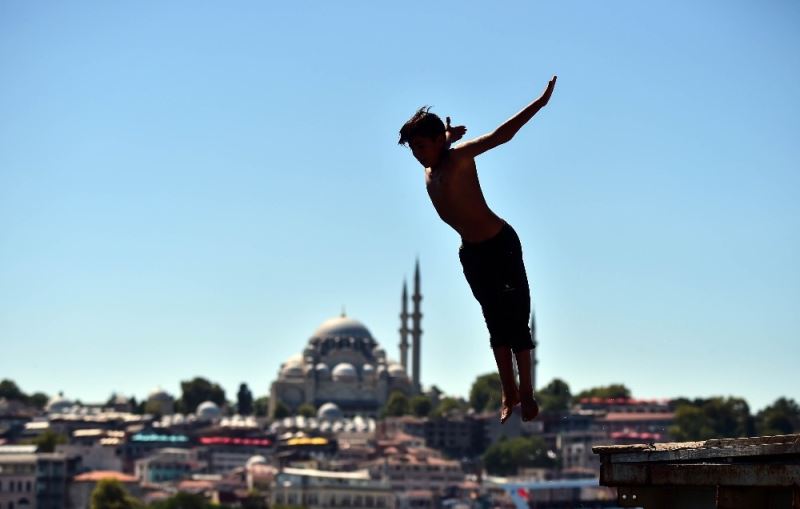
left=458, top=222, right=534, bottom=352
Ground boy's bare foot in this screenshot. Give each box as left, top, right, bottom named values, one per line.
left=500, top=392, right=520, bottom=424
left=520, top=392, right=539, bottom=422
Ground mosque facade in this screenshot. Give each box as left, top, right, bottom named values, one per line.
left=269, top=262, right=424, bottom=418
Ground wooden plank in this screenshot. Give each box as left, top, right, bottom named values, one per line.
left=599, top=441, right=800, bottom=464
left=601, top=463, right=800, bottom=487
left=593, top=434, right=800, bottom=457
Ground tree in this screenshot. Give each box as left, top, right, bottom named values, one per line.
left=482, top=436, right=557, bottom=476
left=254, top=396, right=269, bottom=417
left=574, top=384, right=631, bottom=401
left=240, top=493, right=268, bottom=509
left=237, top=383, right=254, bottom=415
left=33, top=429, right=68, bottom=453
left=0, top=379, right=26, bottom=401
left=384, top=391, right=410, bottom=417
left=670, top=404, right=715, bottom=441
left=431, top=397, right=469, bottom=418
left=537, top=378, right=572, bottom=413
left=469, top=373, right=502, bottom=413
left=28, top=391, right=49, bottom=410
left=297, top=403, right=316, bottom=417
left=410, top=395, right=433, bottom=417
left=146, top=492, right=226, bottom=509
left=756, top=397, right=799, bottom=436
left=272, top=401, right=290, bottom=419
left=670, top=397, right=753, bottom=441
left=179, top=377, right=226, bottom=414
left=90, top=478, right=140, bottom=509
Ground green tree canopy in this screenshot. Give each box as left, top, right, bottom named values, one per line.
left=410, top=395, right=433, bottom=417
left=91, top=478, right=140, bottom=509
left=469, top=373, right=502, bottom=413
left=0, top=379, right=26, bottom=401
left=537, top=378, right=572, bottom=413
left=28, top=391, right=49, bottom=410
left=755, top=397, right=799, bottom=436
left=297, top=403, right=316, bottom=418
left=253, top=396, right=269, bottom=417
left=482, top=436, right=557, bottom=476
left=272, top=401, right=290, bottom=419
left=237, top=383, right=254, bottom=415
left=670, top=397, right=753, bottom=441
left=384, top=391, right=410, bottom=417
left=573, top=384, right=631, bottom=401
left=431, top=397, right=469, bottom=418
left=146, top=492, right=232, bottom=509
left=33, top=429, right=68, bottom=453
left=179, top=377, right=226, bottom=414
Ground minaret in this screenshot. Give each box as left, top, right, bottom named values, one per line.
left=530, top=308, right=538, bottom=392
left=399, top=280, right=410, bottom=371
left=411, top=259, right=423, bottom=394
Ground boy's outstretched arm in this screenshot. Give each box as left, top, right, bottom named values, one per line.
left=455, top=75, right=557, bottom=159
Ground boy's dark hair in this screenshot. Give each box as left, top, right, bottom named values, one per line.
left=398, top=106, right=445, bottom=146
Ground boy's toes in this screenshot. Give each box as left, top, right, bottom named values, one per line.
left=500, top=402, right=518, bottom=424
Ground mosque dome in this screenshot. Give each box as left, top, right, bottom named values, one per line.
left=362, top=364, right=375, bottom=376
left=46, top=393, right=73, bottom=413
left=332, top=363, right=358, bottom=382
left=196, top=401, right=222, bottom=420
left=312, top=315, right=374, bottom=340
left=148, top=387, right=173, bottom=401
left=317, top=402, right=343, bottom=421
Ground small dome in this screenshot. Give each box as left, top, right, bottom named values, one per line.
left=148, top=387, right=173, bottom=401
left=196, top=401, right=221, bottom=420
left=246, top=455, right=268, bottom=468
left=317, top=402, right=343, bottom=421
left=362, top=364, right=374, bottom=373
left=332, top=362, right=358, bottom=382
left=315, top=363, right=331, bottom=378
left=46, top=393, right=73, bottom=413
left=281, top=356, right=305, bottom=378
left=388, top=362, right=407, bottom=378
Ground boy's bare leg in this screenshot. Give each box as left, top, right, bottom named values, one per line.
left=514, top=349, right=540, bottom=421
left=492, top=347, right=520, bottom=423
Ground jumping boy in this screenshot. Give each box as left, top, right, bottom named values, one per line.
left=398, top=76, right=557, bottom=423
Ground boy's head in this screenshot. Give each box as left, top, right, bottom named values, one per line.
left=399, top=106, right=447, bottom=168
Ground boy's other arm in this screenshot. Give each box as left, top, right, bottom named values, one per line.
left=454, top=75, right=557, bottom=159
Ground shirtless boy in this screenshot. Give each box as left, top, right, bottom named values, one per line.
left=398, top=76, right=557, bottom=423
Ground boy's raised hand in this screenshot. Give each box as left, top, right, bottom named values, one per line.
left=540, top=75, right=557, bottom=105
left=446, top=116, right=467, bottom=144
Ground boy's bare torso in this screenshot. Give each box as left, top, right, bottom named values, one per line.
left=425, top=149, right=505, bottom=243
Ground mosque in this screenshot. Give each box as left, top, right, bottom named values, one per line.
left=269, top=260, right=539, bottom=419
left=269, top=262, right=425, bottom=418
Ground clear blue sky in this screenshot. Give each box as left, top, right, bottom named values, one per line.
left=1, top=1, right=798, bottom=412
